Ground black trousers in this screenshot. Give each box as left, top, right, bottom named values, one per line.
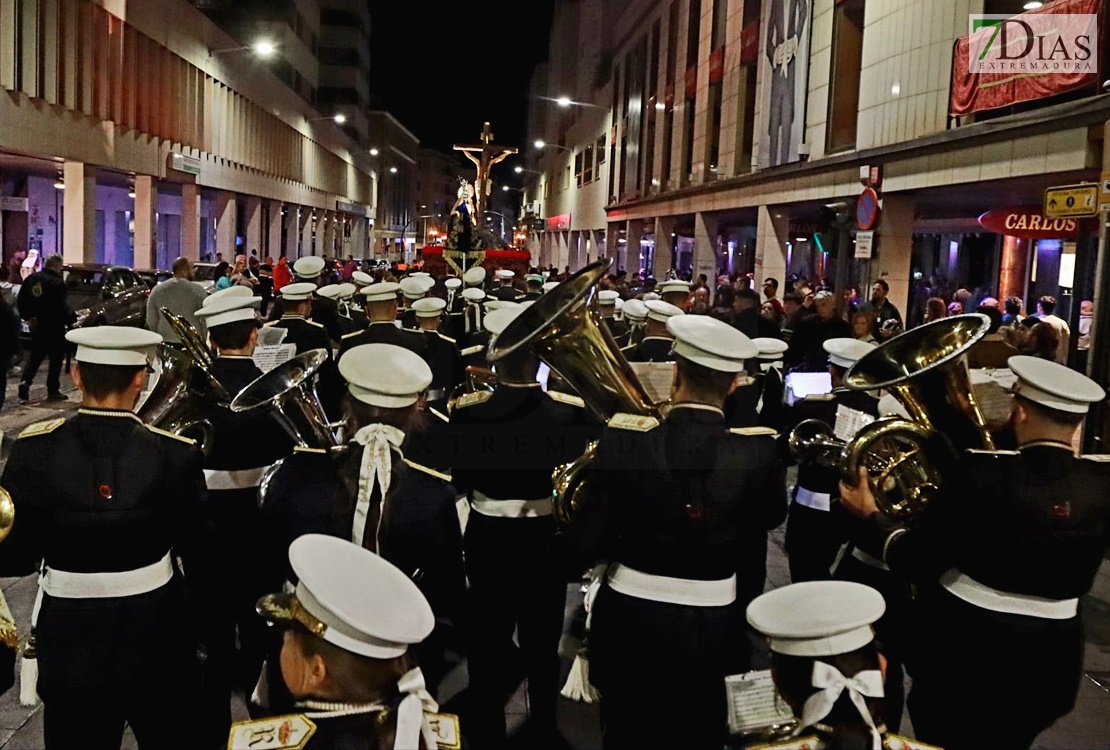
left=43, top=683, right=198, bottom=750
left=463, top=512, right=566, bottom=748
left=906, top=586, right=1084, bottom=750
left=22, top=336, right=65, bottom=394
left=784, top=497, right=845, bottom=583
left=589, top=584, right=742, bottom=750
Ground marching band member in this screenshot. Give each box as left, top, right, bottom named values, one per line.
left=618, top=297, right=649, bottom=349
left=624, top=299, right=683, bottom=362
left=399, top=276, right=433, bottom=329
left=746, top=580, right=937, bottom=750
left=523, top=273, right=545, bottom=301
left=195, top=294, right=296, bottom=743
left=570, top=315, right=786, bottom=750
left=264, top=282, right=342, bottom=418
left=338, top=282, right=426, bottom=359
left=410, top=297, right=463, bottom=417
left=0, top=327, right=207, bottom=749
left=597, top=290, right=629, bottom=346
left=230, top=534, right=460, bottom=750
left=270, top=257, right=344, bottom=342
left=494, top=269, right=521, bottom=301
left=259, top=344, right=465, bottom=706
left=449, top=306, right=594, bottom=748
left=840, top=356, right=1110, bottom=749
left=783, top=338, right=877, bottom=584
left=658, top=278, right=692, bottom=309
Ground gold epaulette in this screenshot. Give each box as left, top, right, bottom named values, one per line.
left=294, top=446, right=327, bottom=454
left=429, top=407, right=449, bottom=423
left=1081, top=454, right=1110, bottom=462
left=608, top=413, right=660, bottom=431
left=145, top=424, right=196, bottom=445
left=227, top=714, right=316, bottom=749
left=19, top=418, right=65, bottom=438
left=263, top=320, right=279, bottom=327
left=804, top=393, right=836, bottom=401
left=620, top=343, right=636, bottom=352
left=966, top=448, right=1020, bottom=456
left=885, top=733, right=944, bottom=750
left=454, top=390, right=492, bottom=410
left=438, top=332, right=456, bottom=344
left=548, top=390, right=586, bottom=408
left=730, top=426, right=778, bottom=438
left=424, top=711, right=461, bottom=749
left=460, top=344, right=485, bottom=357
left=306, top=319, right=325, bottom=329
left=403, top=458, right=452, bottom=483
left=340, top=330, right=364, bottom=340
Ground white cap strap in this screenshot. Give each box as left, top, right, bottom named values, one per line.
left=799, top=662, right=884, bottom=750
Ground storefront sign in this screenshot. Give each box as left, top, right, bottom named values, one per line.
left=546, top=213, right=571, bottom=232
left=977, top=207, right=1079, bottom=239
left=168, top=153, right=201, bottom=176
left=336, top=200, right=371, bottom=217
left=855, top=231, right=874, bottom=259
left=0, top=197, right=28, bottom=211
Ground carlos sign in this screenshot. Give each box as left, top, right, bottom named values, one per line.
left=978, top=207, right=1079, bottom=239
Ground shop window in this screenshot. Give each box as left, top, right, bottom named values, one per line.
left=826, top=0, right=865, bottom=153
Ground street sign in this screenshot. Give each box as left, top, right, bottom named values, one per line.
left=857, top=188, right=880, bottom=230
left=1044, top=184, right=1098, bottom=219
left=855, top=230, right=875, bottom=259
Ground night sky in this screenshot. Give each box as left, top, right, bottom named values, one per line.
left=368, top=1, right=557, bottom=154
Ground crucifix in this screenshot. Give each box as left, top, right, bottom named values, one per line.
left=454, top=122, right=518, bottom=221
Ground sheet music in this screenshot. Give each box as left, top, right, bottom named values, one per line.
left=252, top=344, right=297, bottom=373
left=628, top=362, right=676, bottom=405
left=970, top=368, right=1016, bottom=429
left=784, top=371, right=832, bottom=405
left=258, top=325, right=289, bottom=347
left=834, top=405, right=876, bottom=442
left=725, top=670, right=798, bottom=736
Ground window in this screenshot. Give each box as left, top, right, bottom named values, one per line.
left=826, top=0, right=865, bottom=153
left=596, top=135, right=607, bottom=164
left=584, top=144, right=594, bottom=183
left=564, top=165, right=571, bottom=190
left=318, top=47, right=359, bottom=66
left=575, top=151, right=584, bottom=187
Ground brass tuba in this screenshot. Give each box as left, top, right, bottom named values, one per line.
left=137, top=309, right=231, bottom=454
left=788, top=313, right=994, bottom=524
left=446, top=365, right=498, bottom=415
left=487, top=258, right=660, bottom=525
left=229, top=348, right=340, bottom=448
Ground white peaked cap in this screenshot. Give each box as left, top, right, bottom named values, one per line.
left=335, top=283, right=357, bottom=299
left=462, top=288, right=486, bottom=302
left=281, top=282, right=318, bottom=301
left=352, top=271, right=374, bottom=286
left=667, top=315, right=757, bottom=372
left=747, top=580, right=885, bottom=657
left=399, top=277, right=429, bottom=300
left=338, top=343, right=433, bottom=408
left=293, top=256, right=326, bottom=279
left=496, top=269, right=515, bottom=280
left=1009, top=355, right=1105, bottom=414
left=484, top=306, right=525, bottom=335
left=645, top=299, right=685, bottom=323
left=752, top=337, right=789, bottom=360
left=314, top=284, right=342, bottom=300
left=659, top=280, right=692, bottom=294
left=463, top=266, right=486, bottom=285
left=411, top=297, right=447, bottom=318
left=598, top=290, right=620, bottom=306
left=195, top=295, right=261, bottom=329
left=542, top=281, right=559, bottom=293
left=444, top=277, right=462, bottom=289
left=66, top=327, right=162, bottom=367
left=203, top=285, right=254, bottom=307
left=362, top=281, right=401, bottom=303
left=621, top=298, right=649, bottom=322
left=257, top=533, right=434, bottom=659
left=824, top=338, right=876, bottom=370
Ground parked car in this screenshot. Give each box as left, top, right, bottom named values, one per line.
left=192, top=262, right=221, bottom=292
left=136, top=268, right=173, bottom=289
left=64, top=264, right=149, bottom=329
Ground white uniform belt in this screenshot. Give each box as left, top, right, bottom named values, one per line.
left=794, top=486, right=831, bottom=512
left=470, top=490, right=552, bottom=518
left=851, top=545, right=889, bottom=571
left=204, top=466, right=269, bottom=491
left=940, top=568, right=1078, bottom=620
left=42, top=552, right=173, bottom=599
left=607, top=563, right=736, bottom=607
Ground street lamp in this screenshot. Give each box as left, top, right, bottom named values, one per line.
left=514, top=166, right=543, bottom=175
left=209, top=39, right=278, bottom=59
left=308, top=113, right=346, bottom=124
left=534, top=139, right=572, bottom=152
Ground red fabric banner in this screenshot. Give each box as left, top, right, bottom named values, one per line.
left=950, top=0, right=1100, bottom=116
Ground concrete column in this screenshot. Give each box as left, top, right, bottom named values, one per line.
left=557, top=232, right=570, bottom=271
left=755, top=205, right=789, bottom=287
left=181, top=182, right=200, bottom=261
left=301, top=211, right=313, bottom=259
left=693, top=211, right=720, bottom=285
left=268, top=201, right=284, bottom=259
left=313, top=212, right=326, bottom=257
left=133, top=175, right=156, bottom=270
left=327, top=212, right=340, bottom=257
left=999, top=235, right=1029, bottom=304
left=62, top=161, right=96, bottom=264
left=215, top=192, right=237, bottom=261
left=625, top=221, right=643, bottom=275
left=874, top=194, right=914, bottom=321
left=244, top=195, right=262, bottom=257
left=653, top=216, right=676, bottom=279
left=284, top=206, right=300, bottom=259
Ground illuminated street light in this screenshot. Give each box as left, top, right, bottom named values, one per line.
left=534, top=139, right=571, bottom=152
left=253, top=40, right=277, bottom=58
left=556, top=96, right=572, bottom=107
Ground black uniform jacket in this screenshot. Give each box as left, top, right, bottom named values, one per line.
left=0, top=410, right=207, bottom=689
left=572, top=404, right=787, bottom=578
left=784, top=388, right=879, bottom=496
left=421, top=330, right=464, bottom=402
left=625, top=336, right=675, bottom=363
left=261, top=444, right=465, bottom=622
left=266, top=316, right=342, bottom=419
left=338, top=321, right=428, bottom=360
left=269, top=295, right=344, bottom=343
left=17, top=268, right=73, bottom=340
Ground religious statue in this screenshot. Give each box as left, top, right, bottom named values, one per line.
left=448, top=180, right=478, bottom=254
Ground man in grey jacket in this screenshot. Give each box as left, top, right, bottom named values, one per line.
left=146, top=257, right=208, bottom=344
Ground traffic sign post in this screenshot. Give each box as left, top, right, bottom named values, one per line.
left=857, top=188, right=880, bottom=230
left=1044, top=184, right=1098, bottom=219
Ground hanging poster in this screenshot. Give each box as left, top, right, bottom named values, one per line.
left=757, top=0, right=814, bottom=168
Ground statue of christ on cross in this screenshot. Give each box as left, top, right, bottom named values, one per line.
left=453, top=122, right=518, bottom=222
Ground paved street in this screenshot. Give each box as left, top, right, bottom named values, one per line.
left=0, top=370, right=1102, bottom=748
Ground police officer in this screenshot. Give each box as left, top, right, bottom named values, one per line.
left=259, top=344, right=464, bottom=703
left=0, top=327, right=207, bottom=749
left=338, top=282, right=426, bottom=360
left=625, top=300, right=683, bottom=362
left=783, top=338, right=877, bottom=584
left=570, top=314, right=787, bottom=750
left=269, top=257, right=344, bottom=343
left=449, top=307, right=595, bottom=748
left=230, top=534, right=459, bottom=750
left=194, top=294, right=296, bottom=743
left=840, top=355, right=1110, bottom=750
left=17, top=254, right=74, bottom=404
left=264, top=282, right=342, bottom=419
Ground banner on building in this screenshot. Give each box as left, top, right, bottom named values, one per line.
left=756, top=0, right=814, bottom=168
left=950, top=0, right=1100, bottom=117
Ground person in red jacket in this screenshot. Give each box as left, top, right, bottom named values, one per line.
left=273, top=256, right=292, bottom=292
